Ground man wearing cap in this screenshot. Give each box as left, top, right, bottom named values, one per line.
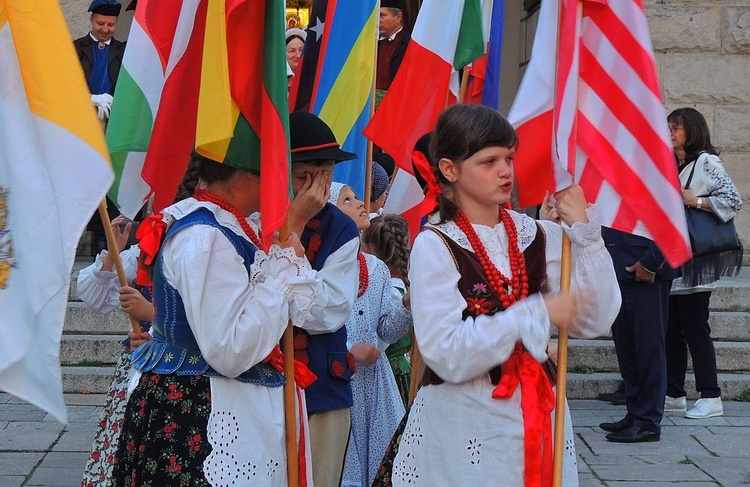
left=287, top=111, right=361, bottom=487
left=376, top=0, right=410, bottom=92
left=74, top=0, right=125, bottom=121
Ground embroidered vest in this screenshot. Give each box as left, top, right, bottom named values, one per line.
left=296, top=203, right=360, bottom=415
left=421, top=223, right=557, bottom=386
left=131, top=208, right=284, bottom=387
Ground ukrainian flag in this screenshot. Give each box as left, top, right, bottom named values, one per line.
left=312, top=0, right=378, bottom=199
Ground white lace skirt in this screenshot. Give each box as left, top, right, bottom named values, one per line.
left=204, top=377, right=313, bottom=486
left=392, top=377, right=578, bottom=486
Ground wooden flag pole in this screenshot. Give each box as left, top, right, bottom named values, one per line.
left=278, top=221, right=299, bottom=487
left=97, top=201, right=142, bottom=335
left=458, top=68, right=470, bottom=103
left=407, top=338, right=422, bottom=406
left=552, top=233, right=572, bottom=487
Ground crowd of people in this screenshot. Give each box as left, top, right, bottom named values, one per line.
left=72, top=0, right=742, bottom=486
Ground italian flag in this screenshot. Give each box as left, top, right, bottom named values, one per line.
left=363, top=0, right=485, bottom=238
left=0, top=0, right=114, bottom=422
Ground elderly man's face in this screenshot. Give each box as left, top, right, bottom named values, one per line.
left=90, top=13, right=118, bottom=42
left=379, top=8, right=402, bottom=37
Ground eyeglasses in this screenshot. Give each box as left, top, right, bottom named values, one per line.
left=668, top=124, right=683, bottom=133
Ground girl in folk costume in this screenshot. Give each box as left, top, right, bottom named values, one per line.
left=328, top=183, right=412, bottom=487
left=113, top=153, right=319, bottom=487
left=78, top=216, right=152, bottom=487
left=361, top=213, right=414, bottom=408
left=391, top=104, right=620, bottom=486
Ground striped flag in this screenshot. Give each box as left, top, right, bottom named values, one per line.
left=290, top=0, right=377, bottom=199
left=366, top=0, right=485, bottom=238
left=195, top=0, right=291, bottom=247
left=107, top=0, right=290, bottom=247
left=106, top=0, right=204, bottom=218
left=508, top=0, right=691, bottom=267
left=0, top=0, right=114, bottom=422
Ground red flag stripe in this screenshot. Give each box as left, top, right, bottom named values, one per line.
left=578, top=46, right=674, bottom=181
left=584, top=1, right=661, bottom=99
left=309, top=0, right=338, bottom=111
left=578, top=115, right=691, bottom=266
left=142, top=0, right=207, bottom=213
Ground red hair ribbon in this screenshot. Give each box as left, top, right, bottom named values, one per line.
left=492, top=344, right=556, bottom=487
left=135, top=214, right=167, bottom=286
left=262, top=344, right=318, bottom=389
left=411, top=150, right=441, bottom=218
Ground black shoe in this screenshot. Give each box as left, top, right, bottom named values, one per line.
left=599, top=416, right=633, bottom=433
left=605, top=424, right=660, bottom=443
left=597, top=382, right=625, bottom=404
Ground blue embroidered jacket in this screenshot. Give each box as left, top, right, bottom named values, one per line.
left=298, top=203, right=360, bottom=415
left=131, top=208, right=284, bottom=387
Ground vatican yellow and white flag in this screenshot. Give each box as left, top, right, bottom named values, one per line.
left=0, top=0, right=114, bottom=422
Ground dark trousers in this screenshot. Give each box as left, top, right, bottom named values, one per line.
left=612, top=279, right=671, bottom=433
left=665, top=292, right=721, bottom=399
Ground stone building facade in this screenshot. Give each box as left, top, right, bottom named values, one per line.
left=62, top=0, right=749, bottom=252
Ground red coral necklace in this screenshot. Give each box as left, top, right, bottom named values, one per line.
left=455, top=208, right=529, bottom=307
left=193, top=188, right=263, bottom=249
left=357, top=252, right=369, bottom=297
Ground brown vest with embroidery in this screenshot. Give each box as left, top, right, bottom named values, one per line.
left=421, top=222, right=557, bottom=386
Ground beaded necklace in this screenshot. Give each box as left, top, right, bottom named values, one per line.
left=455, top=208, right=529, bottom=308
left=193, top=188, right=263, bottom=249
left=357, top=252, right=369, bottom=297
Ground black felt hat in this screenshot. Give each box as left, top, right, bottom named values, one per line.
left=88, top=0, right=122, bottom=16
left=381, top=0, right=405, bottom=10
left=289, top=112, right=357, bottom=163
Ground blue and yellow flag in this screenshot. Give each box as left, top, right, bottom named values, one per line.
left=292, top=0, right=377, bottom=199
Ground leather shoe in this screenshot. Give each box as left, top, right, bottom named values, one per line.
left=599, top=416, right=633, bottom=433
left=597, top=382, right=625, bottom=404
left=605, top=424, right=660, bottom=443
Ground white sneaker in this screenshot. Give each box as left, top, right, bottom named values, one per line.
left=664, top=395, right=686, bottom=413
left=685, top=397, right=723, bottom=419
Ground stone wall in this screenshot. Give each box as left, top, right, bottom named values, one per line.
left=649, top=1, right=750, bottom=256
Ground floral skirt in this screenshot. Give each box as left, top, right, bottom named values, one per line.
left=81, top=349, right=131, bottom=487
left=113, top=372, right=212, bottom=487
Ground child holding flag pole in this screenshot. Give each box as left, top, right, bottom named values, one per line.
left=390, top=104, right=619, bottom=486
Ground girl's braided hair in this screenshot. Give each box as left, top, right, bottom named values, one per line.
left=361, top=214, right=411, bottom=287
left=172, top=152, right=239, bottom=203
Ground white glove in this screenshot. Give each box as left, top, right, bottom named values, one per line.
left=90, top=93, right=114, bottom=120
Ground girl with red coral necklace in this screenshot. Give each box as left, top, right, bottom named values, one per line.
left=113, top=153, right=319, bottom=487
left=391, top=104, right=620, bottom=487
left=328, top=182, right=412, bottom=487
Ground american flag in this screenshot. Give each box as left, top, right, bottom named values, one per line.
left=509, top=0, right=691, bottom=268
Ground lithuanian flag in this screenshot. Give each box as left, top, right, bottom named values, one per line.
left=0, top=0, right=114, bottom=422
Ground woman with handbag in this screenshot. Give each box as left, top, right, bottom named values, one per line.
left=664, top=107, right=743, bottom=419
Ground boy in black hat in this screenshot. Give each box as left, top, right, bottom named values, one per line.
left=287, top=111, right=361, bottom=487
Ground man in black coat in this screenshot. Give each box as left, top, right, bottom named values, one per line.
left=74, top=0, right=125, bottom=254
left=599, top=227, right=678, bottom=443
left=376, top=0, right=410, bottom=93
left=73, top=0, right=125, bottom=121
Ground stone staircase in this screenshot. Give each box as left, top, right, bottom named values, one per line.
left=61, top=259, right=750, bottom=398
left=62, top=259, right=129, bottom=394
left=566, top=268, right=750, bottom=400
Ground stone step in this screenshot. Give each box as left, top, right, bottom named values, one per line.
left=62, top=366, right=116, bottom=394
left=567, top=339, right=750, bottom=373
left=60, top=334, right=124, bottom=366
left=566, top=372, right=750, bottom=401
left=63, top=302, right=131, bottom=334
left=709, top=270, right=750, bottom=311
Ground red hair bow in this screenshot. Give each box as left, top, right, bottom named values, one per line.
left=135, top=214, right=167, bottom=286
left=412, top=150, right=441, bottom=218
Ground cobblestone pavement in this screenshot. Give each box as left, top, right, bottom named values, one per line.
left=1, top=393, right=749, bottom=486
